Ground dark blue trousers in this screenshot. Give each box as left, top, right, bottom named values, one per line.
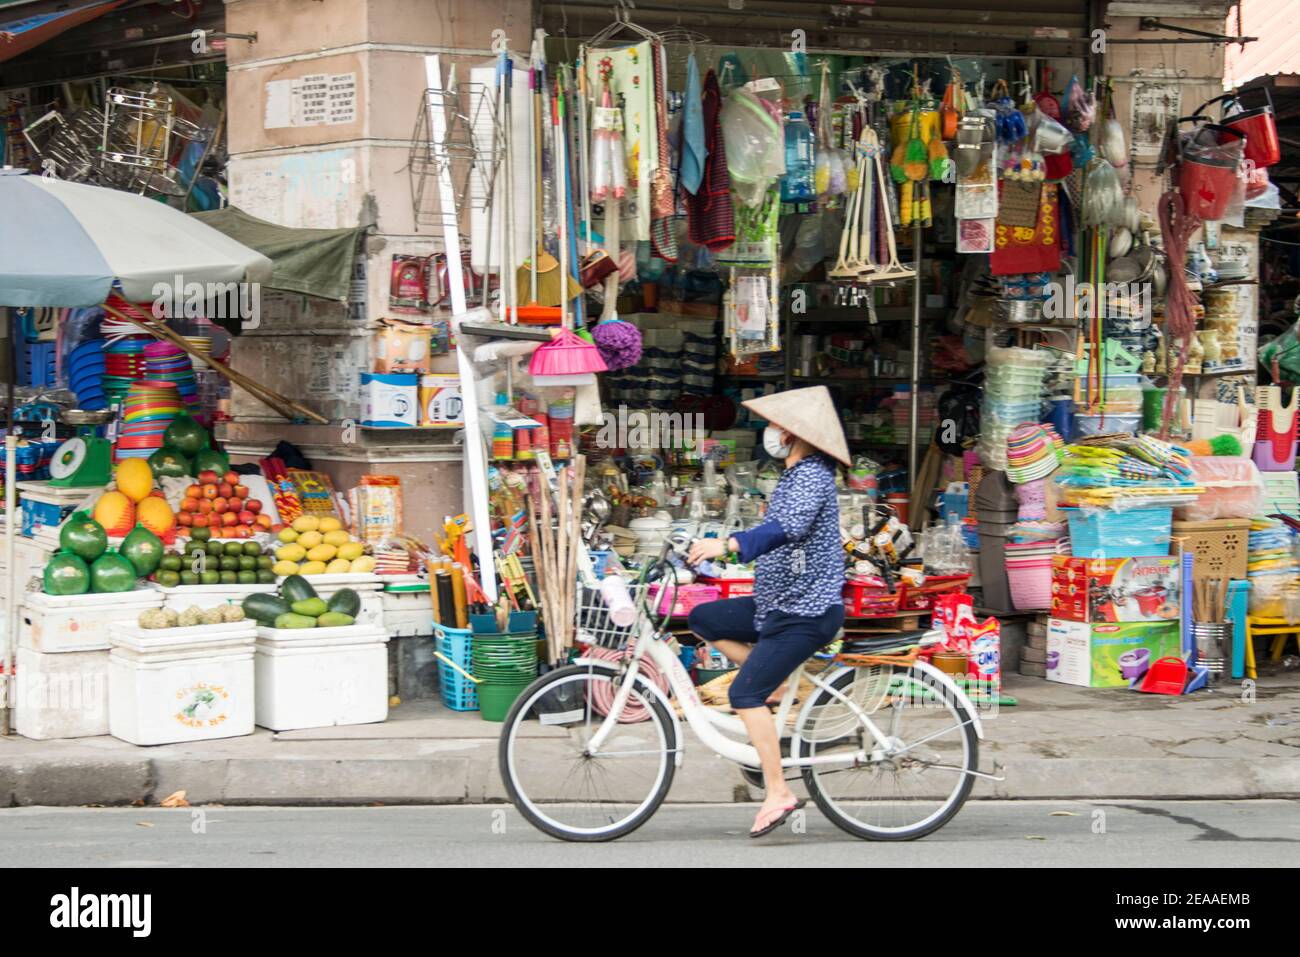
left=686, top=597, right=845, bottom=709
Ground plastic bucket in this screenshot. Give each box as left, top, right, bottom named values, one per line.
left=477, top=680, right=532, bottom=722
left=1200, top=90, right=1281, bottom=169
left=1180, top=154, right=1237, bottom=220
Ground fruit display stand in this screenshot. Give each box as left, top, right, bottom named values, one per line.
left=14, top=645, right=110, bottom=739
left=253, top=623, right=389, bottom=731
left=108, top=619, right=257, bottom=745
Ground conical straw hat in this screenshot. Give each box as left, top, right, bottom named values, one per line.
left=742, top=386, right=851, bottom=465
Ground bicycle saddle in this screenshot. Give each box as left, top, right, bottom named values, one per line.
left=838, top=630, right=934, bottom=655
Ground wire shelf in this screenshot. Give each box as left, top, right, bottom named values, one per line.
left=409, top=82, right=504, bottom=231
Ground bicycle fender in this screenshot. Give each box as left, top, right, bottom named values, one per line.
left=572, top=656, right=685, bottom=767
left=909, top=660, right=985, bottom=740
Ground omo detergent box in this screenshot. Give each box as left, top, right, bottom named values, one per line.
left=1045, top=618, right=1181, bottom=688
left=1050, top=554, right=1180, bottom=623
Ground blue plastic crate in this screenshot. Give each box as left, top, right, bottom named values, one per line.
left=434, top=624, right=478, bottom=711
left=1066, top=506, right=1172, bottom=559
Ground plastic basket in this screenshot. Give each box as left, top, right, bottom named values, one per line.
left=1171, top=518, right=1250, bottom=581
left=843, top=580, right=901, bottom=617
left=648, top=582, right=720, bottom=616
left=696, top=576, right=755, bottom=599
left=1066, top=507, right=1172, bottom=558
left=1007, top=559, right=1053, bottom=610
left=434, top=624, right=478, bottom=712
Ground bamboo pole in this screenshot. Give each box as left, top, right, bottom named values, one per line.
left=102, top=300, right=328, bottom=424
left=565, top=455, right=585, bottom=652
left=556, top=465, right=569, bottom=663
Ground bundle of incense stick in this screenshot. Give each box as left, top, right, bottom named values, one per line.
left=528, top=455, right=586, bottom=664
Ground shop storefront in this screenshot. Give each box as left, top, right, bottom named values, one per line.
left=0, top=0, right=1291, bottom=765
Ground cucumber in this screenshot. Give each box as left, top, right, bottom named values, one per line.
left=326, top=587, right=361, bottom=617
left=273, top=612, right=318, bottom=629
left=291, top=597, right=328, bottom=617
left=242, top=593, right=291, bottom=625
left=316, top=611, right=356, bottom=628
left=280, top=573, right=318, bottom=603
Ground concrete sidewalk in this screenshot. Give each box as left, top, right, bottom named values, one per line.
left=2, top=672, right=1299, bottom=807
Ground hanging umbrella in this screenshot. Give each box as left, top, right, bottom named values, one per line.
left=0, top=168, right=272, bottom=307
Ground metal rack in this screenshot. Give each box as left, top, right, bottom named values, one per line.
left=408, top=81, right=504, bottom=231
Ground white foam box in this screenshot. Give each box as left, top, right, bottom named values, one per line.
left=108, top=621, right=256, bottom=746
left=19, top=589, right=164, bottom=653
left=254, top=624, right=389, bottom=731
left=14, top=645, right=109, bottom=739
left=380, top=587, right=433, bottom=637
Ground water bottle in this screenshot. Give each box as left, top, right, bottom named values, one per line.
left=781, top=111, right=815, bottom=203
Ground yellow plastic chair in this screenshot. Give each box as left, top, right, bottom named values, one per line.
left=1244, top=616, right=1300, bottom=679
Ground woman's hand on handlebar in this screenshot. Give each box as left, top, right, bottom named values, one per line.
left=687, top=537, right=728, bottom=566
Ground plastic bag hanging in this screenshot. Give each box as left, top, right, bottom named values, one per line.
left=589, top=58, right=626, bottom=203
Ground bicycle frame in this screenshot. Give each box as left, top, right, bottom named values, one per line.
left=576, top=618, right=985, bottom=772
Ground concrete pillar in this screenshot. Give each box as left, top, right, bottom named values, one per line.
left=219, top=0, right=531, bottom=540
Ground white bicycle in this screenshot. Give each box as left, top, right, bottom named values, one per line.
left=500, top=545, right=993, bottom=842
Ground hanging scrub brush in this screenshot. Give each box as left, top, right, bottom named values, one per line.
left=591, top=316, right=642, bottom=370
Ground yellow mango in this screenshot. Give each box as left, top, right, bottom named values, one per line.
left=318, top=517, right=343, bottom=533
left=291, top=515, right=320, bottom=533
left=322, top=529, right=350, bottom=548
left=275, top=543, right=306, bottom=563
left=326, top=558, right=352, bottom=574
left=337, top=542, right=364, bottom=562
left=272, top=560, right=301, bottom=577
left=296, top=530, right=323, bottom=550
left=306, top=543, right=337, bottom=563
left=277, top=528, right=299, bottom=544
left=349, top=555, right=377, bottom=574
left=299, top=561, right=328, bottom=575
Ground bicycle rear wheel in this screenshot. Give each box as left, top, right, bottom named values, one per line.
left=499, top=662, right=677, bottom=842
left=795, top=665, right=977, bottom=841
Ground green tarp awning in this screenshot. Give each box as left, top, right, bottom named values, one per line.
left=190, top=207, right=363, bottom=303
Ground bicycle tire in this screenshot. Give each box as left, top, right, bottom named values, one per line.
left=797, top=666, right=978, bottom=842
left=499, top=662, right=678, bottom=843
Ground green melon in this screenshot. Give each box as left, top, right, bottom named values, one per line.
left=90, top=550, right=137, bottom=593
left=58, top=511, right=107, bottom=563
left=163, top=414, right=208, bottom=456
left=191, top=447, right=230, bottom=478
left=121, top=524, right=164, bottom=577
left=147, top=445, right=192, bottom=478
left=44, top=551, right=91, bottom=596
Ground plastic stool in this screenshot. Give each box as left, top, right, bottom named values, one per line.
left=1245, top=616, right=1300, bottom=680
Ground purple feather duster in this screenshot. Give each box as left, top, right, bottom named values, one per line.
left=590, top=318, right=642, bottom=371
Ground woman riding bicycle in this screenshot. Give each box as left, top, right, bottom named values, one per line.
left=687, top=386, right=849, bottom=837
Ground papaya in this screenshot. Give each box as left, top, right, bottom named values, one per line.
left=273, top=612, right=318, bottom=629
left=280, top=574, right=318, bottom=603
left=291, top=597, right=328, bottom=617
left=115, top=458, right=154, bottom=503
left=43, top=550, right=91, bottom=596
left=121, top=524, right=164, bottom=576
left=59, top=511, right=107, bottom=562
left=147, top=445, right=192, bottom=478
left=242, top=592, right=291, bottom=625
left=317, top=612, right=355, bottom=627
left=163, top=414, right=208, bottom=456
left=90, top=549, right=137, bottom=593
left=326, top=588, right=361, bottom=618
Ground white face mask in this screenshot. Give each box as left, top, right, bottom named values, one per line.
left=763, top=425, right=793, bottom=459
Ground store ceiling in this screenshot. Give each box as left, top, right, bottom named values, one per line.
left=536, top=0, right=1097, bottom=57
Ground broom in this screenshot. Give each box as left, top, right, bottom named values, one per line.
left=528, top=81, right=607, bottom=384
left=512, top=48, right=563, bottom=324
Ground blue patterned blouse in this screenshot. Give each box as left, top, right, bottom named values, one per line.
left=731, top=454, right=844, bottom=627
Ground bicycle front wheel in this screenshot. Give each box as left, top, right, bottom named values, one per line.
left=499, top=662, right=677, bottom=842
left=795, top=665, right=978, bottom=841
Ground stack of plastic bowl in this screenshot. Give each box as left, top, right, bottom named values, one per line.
left=115, top=380, right=183, bottom=460
left=979, top=347, right=1053, bottom=470
left=891, top=386, right=938, bottom=445
left=143, top=341, right=199, bottom=414
left=66, top=340, right=107, bottom=410
left=102, top=336, right=150, bottom=407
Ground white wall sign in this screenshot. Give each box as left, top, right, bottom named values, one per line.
left=264, top=73, right=358, bottom=129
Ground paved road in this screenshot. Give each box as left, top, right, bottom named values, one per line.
left=0, top=800, right=1298, bottom=866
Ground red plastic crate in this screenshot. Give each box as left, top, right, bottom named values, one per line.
left=697, top=576, right=755, bottom=599
left=897, top=574, right=970, bottom=611
left=843, top=580, right=901, bottom=617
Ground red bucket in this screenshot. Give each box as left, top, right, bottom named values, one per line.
left=1178, top=124, right=1244, bottom=220
left=1199, top=89, right=1281, bottom=169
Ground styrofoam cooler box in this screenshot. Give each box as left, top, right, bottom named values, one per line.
left=381, top=587, right=433, bottom=637
left=20, top=589, right=164, bottom=653
left=108, top=620, right=256, bottom=745
left=255, top=624, right=389, bottom=731
left=14, top=645, right=110, bottom=739
left=285, top=573, right=385, bottom=627
left=0, top=533, right=60, bottom=595
left=145, top=581, right=277, bottom=612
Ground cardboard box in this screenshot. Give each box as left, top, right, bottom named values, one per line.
left=418, top=373, right=463, bottom=427
left=1045, top=618, right=1182, bottom=688
left=360, top=372, right=418, bottom=428
left=1050, top=554, right=1180, bottom=623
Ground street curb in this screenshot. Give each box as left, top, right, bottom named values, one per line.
left=3, top=751, right=1299, bottom=807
